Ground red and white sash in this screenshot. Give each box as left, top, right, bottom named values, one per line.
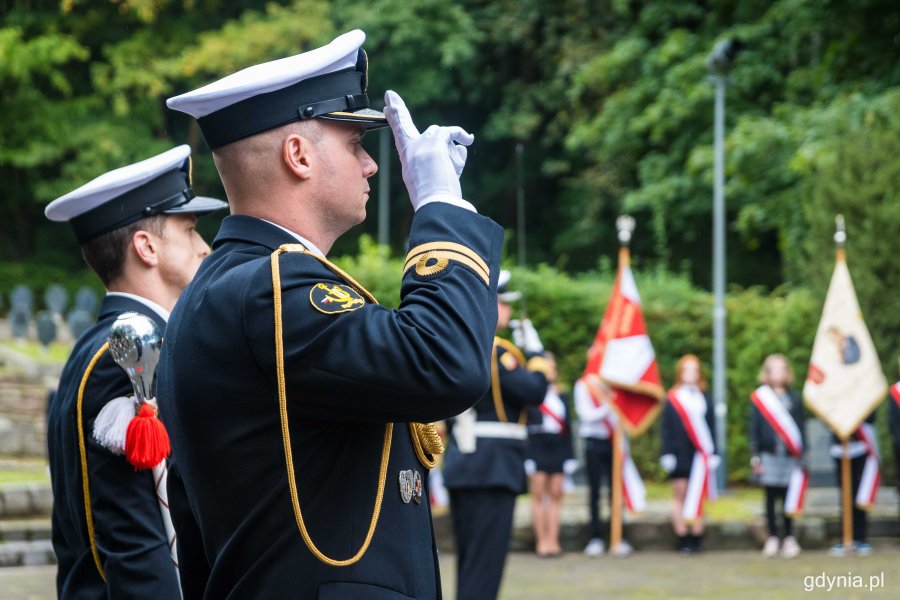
left=600, top=415, right=647, bottom=513
left=668, top=387, right=717, bottom=521
left=750, top=385, right=809, bottom=516
left=891, top=382, right=900, bottom=409
left=854, top=423, right=881, bottom=509
left=539, top=389, right=567, bottom=434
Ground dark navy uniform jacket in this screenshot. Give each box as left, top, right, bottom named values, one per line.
left=660, top=391, right=717, bottom=478
left=157, top=202, right=503, bottom=600
left=442, top=339, right=549, bottom=493
left=48, top=294, right=180, bottom=599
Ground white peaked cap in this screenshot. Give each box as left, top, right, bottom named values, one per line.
left=45, top=145, right=226, bottom=243
left=166, top=30, right=387, bottom=149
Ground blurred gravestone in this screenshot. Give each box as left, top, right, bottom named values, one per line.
left=11, top=284, right=33, bottom=311
left=36, top=311, right=57, bottom=348
left=45, top=284, right=69, bottom=317
left=10, top=305, right=31, bottom=340
left=67, top=309, right=94, bottom=341
left=75, top=287, right=99, bottom=315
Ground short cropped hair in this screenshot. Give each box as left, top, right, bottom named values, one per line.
left=80, top=215, right=165, bottom=287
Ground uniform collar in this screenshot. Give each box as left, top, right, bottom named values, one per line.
left=98, top=293, right=168, bottom=330
left=213, top=214, right=311, bottom=253
left=259, top=219, right=325, bottom=257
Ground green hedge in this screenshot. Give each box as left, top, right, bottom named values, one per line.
left=335, top=237, right=896, bottom=485
left=3, top=239, right=895, bottom=485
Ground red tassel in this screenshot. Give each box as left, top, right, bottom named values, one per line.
left=124, top=403, right=171, bottom=470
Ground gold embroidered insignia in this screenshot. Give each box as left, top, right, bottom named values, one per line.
left=500, top=351, right=519, bottom=371
left=310, top=283, right=365, bottom=314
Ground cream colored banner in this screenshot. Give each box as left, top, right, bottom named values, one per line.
left=803, top=258, right=886, bottom=440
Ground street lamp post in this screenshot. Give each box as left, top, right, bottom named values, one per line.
left=706, top=38, right=741, bottom=489
left=378, top=127, right=392, bottom=246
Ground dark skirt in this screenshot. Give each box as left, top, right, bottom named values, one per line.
left=526, top=432, right=570, bottom=474
left=666, top=454, right=693, bottom=480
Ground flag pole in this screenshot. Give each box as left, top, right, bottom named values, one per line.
left=834, top=214, right=853, bottom=551
left=609, top=216, right=635, bottom=555
left=840, top=440, right=853, bottom=550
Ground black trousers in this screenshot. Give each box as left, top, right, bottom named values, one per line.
left=764, top=486, right=793, bottom=538
left=449, top=488, right=517, bottom=600
left=833, top=455, right=868, bottom=543
left=583, top=437, right=613, bottom=539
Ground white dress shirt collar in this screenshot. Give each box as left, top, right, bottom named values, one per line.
left=261, top=219, right=325, bottom=258
left=105, top=291, right=170, bottom=322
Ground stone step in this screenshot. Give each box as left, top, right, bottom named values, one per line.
left=0, top=484, right=52, bottom=519
left=0, top=539, right=55, bottom=567
left=0, top=519, right=52, bottom=543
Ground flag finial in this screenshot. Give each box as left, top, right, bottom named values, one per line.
left=834, top=214, right=846, bottom=248
left=617, top=215, right=636, bottom=247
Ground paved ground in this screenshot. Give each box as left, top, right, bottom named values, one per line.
left=4, top=545, right=900, bottom=599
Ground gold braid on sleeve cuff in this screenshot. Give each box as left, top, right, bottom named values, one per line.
left=526, top=356, right=553, bottom=379
left=403, top=242, right=490, bottom=286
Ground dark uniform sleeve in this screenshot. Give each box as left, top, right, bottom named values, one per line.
left=749, top=402, right=762, bottom=457
left=497, top=348, right=549, bottom=410
left=660, top=401, right=677, bottom=458
left=562, top=392, right=575, bottom=461
left=791, top=389, right=807, bottom=452
left=244, top=202, right=504, bottom=424
left=705, top=394, right=717, bottom=454
left=167, top=459, right=209, bottom=600
left=85, top=358, right=181, bottom=599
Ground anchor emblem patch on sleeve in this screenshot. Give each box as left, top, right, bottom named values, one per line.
left=310, top=282, right=366, bottom=314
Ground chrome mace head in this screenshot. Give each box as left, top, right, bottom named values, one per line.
left=108, top=312, right=162, bottom=405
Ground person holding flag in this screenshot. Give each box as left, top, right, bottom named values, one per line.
left=804, top=216, right=886, bottom=557
left=660, top=355, right=719, bottom=554
left=574, top=374, right=640, bottom=557
left=828, top=412, right=880, bottom=556
left=579, top=216, right=660, bottom=558
left=749, top=354, right=807, bottom=558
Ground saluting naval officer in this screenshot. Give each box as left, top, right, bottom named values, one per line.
left=44, top=145, right=226, bottom=598
left=157, top=30, right=503, bottom=600
left=442, top=270, right=551, bottom=600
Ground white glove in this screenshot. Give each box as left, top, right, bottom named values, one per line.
left=708, top=454, right=721, bottom=470
left=383, top=90, right=475, bottom=212
left=509, top=319, right=544, bottom=354
left=524, top=459, right=537, bottom=477
left=563, top=459, right=579, bottom=476
left=660, top=454, right=676, bottom=474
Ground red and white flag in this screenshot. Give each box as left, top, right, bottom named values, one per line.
left=751, top=385, right=809, bottom=516
left=584, top=248, right=664, bottom=435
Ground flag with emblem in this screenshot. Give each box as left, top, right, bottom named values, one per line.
left=584, top=228, right=664, bottom=436
left=803, top=239, right=886, bottom=440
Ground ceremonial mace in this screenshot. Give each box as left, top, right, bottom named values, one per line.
left=108, top=312, right=180, bottom=575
